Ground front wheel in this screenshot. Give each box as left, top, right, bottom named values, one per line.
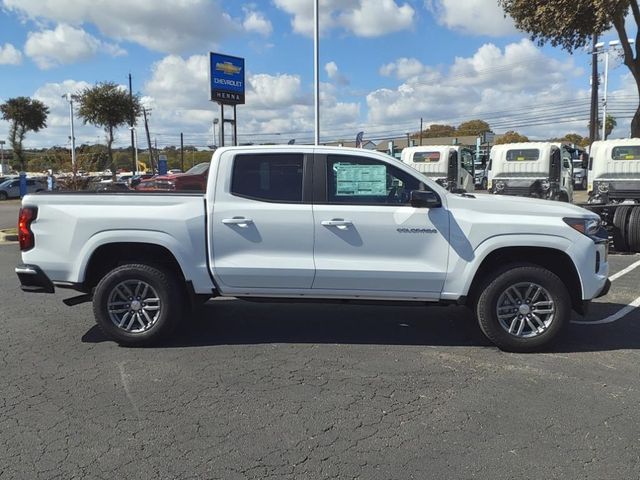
left=481, top=178, right=488, bottom=190
left=475, top=265, right=571, bottom=352
left=0, top=192, right=7, bottom=201
left=581, top=177, right=587, bottom=190
left=92, top=263, right=184, bottom=346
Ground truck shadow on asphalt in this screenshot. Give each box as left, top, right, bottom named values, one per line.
left=81, top=298, right=640, bottom=352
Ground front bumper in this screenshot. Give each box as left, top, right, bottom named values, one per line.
left=596, top=278, right=611, bottom=298
left=15, top=264, right=55, bottom=293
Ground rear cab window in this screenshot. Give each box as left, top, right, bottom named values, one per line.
left=231, top=153, right=304, bottom=203
left=506, top=149, right=540, bottom=162
left=412, top=151, right=441, bottom=162
left=612, top=145, right=640, bottom=160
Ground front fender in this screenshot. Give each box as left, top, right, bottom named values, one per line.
left=440, top=233, right=578, bottom=300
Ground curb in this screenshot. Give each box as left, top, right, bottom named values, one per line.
left=0, top=229, right=18, bottom=243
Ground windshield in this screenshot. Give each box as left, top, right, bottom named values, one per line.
left=185, top=162, right=209, bottom=175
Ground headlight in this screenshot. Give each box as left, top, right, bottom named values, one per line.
left=597, top=182, right=609, bottom=193
left=563, top=217, right=601, bottom=237
left=540, top=179, right=550, bottom=191
left=495, top=180, right=505, bottom=191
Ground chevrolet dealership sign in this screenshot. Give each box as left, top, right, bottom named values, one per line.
left=209, top=52, right=245, bottom=105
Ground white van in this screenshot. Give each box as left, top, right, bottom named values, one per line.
left=400, top=145, right=475, bottom=193
left=488, top=142, right=573, bottom=202
left=587, top=138, right=640, bottom=204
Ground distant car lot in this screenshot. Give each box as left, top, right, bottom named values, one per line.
left=1, top=233, right=640, bottom=477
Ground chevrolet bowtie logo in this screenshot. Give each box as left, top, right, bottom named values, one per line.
left=216, top=62, right=242, bottom=75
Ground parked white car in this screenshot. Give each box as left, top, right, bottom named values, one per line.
left=16, top=146, right=609, bottom=352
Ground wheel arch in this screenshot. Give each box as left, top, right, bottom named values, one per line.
left=466, top=246, right=584, bottom=314
left=82, top=242, right=187, bottom=292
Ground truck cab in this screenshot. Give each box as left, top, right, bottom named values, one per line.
left=488, top=142, right=573, bottom=202
left=400, top=145, right=475, bottom=193
left=587, top=138, right=640, bottom=204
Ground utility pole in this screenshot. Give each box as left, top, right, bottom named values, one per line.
left=589, top=35, right=599, bottom=143
left=419, top=118, right=423, bottom=146
left=142, top=107, right=155, bottom=173
left=180, top=133, right=184, bottom=172
left=61, top=94, right=77, bottom=175
left=128, top=73, right=136, bottom=174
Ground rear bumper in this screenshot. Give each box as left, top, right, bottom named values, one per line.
left=15, top=264, right=55, bottom=293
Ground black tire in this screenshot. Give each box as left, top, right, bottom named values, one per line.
left=481, top=178, right=488, bottom=190
left=92, top=263, right=184, bottom=346
left=475, top=264, right=571, bottom=352
left=0, top=192, right=7, bottom=201
left=627, top=206, right=640, bottom=253
left=612, top=206, right=633, bottom=252
left=581, top=177, right=587, bottom=190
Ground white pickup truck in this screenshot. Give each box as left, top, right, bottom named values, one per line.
left=15, top=146, right=610, bottom=352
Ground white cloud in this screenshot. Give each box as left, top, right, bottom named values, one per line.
left=273, top=0, right=415, bottom=37
left=379, top=58, right=426, bottom=79
left=426, top=0, right=516, bottom=37
left=24, top=24, right=125, bottom=69
left=367, top=39, right=587, bottom=139
left=325, top=61, right=349, bottom=85
left=339, top=0, right=414, bottom=37
left=0, top=43, right=22, bottom=65
left=3, top=0, right=239, bottom=53
left=243, top=9, right=273, bottom=36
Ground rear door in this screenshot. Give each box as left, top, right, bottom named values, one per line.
left=311, top=152, right=450, bottom=297
left=210, top=151, right=315, bottom=289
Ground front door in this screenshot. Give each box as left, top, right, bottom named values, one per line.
left=312, top=153, right=450, bottom=297
left=210, top=152, right=315, bottom=290
left=460, top=148, right=475, bottom=193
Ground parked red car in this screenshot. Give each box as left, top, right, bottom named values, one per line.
left=135, top=163, right=209, bottom=192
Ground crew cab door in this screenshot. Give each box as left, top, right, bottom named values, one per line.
left=311, top=153, right=450, bottom=297
left=210, top=152, right=315, bottom=289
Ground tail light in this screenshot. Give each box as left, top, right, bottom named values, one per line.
left=18, top=207, right=37, bottom=251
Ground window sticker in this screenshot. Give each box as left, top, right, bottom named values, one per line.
left=334, top=163, right=387, bottom=196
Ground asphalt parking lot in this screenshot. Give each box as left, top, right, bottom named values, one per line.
left=2, top=229, right=640, bottom=479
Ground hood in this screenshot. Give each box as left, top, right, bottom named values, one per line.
left=446, top=192, right=598, bottom=219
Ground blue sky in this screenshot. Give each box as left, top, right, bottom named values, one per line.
left=0, top=0, right=637, bottom=148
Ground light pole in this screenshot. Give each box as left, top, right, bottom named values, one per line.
left=129, top=127, right=139, bottom=172
left=62, top=93, right=77, bottom=175
left=0, top=140, right=5, bottom=174
left=596, top=39, right=634, bottom=140
left=313, top=0, right=320, bottom=145
left=213, top=118, right=219, bottom=147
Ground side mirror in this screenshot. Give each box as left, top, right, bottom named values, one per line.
left=410, top=190, right=441, bottom=208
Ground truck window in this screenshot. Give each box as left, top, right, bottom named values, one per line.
left=412, top=152, right=440, bottom=162
left=326, top=155, right=423, bottom=205
left=506, top=149, right=540, bottom=161
left=461, top=150, right=474, bottom=173
left=231, top=154, right=304, bottom=203
left=611, top=145, right=640, bottom=160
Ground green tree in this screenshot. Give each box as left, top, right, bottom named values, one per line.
left=419, top=124, right=457, bottom=138
left=605, top=114, right=617, bottom=138
left=495, top=131, right=529, bottom=144
left=457, top=119, right=491, bottom=136
left=0, top=96, right=49, bottom=171
left=76, top=82, right=141, bottom=174
left=499, top=0, right=640, bottom=137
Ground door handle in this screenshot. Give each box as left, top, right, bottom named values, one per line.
left=222, top=217, right=253, bottom=227
left=321, top=219, right=353, bottom=229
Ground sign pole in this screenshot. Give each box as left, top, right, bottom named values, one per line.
left=314, top=0, right=320, bottom=145
left=220, top=104, right=225, bottom=147
left=233, top=105, right=238, bottom=146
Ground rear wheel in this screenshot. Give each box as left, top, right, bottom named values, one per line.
left=476, top=264, right=570, bottom=352
left=92, top=263, right=184, bottom=346
left=612, top=206, right=633, bottom=252
left=627, top=206, right=640, bottom=253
